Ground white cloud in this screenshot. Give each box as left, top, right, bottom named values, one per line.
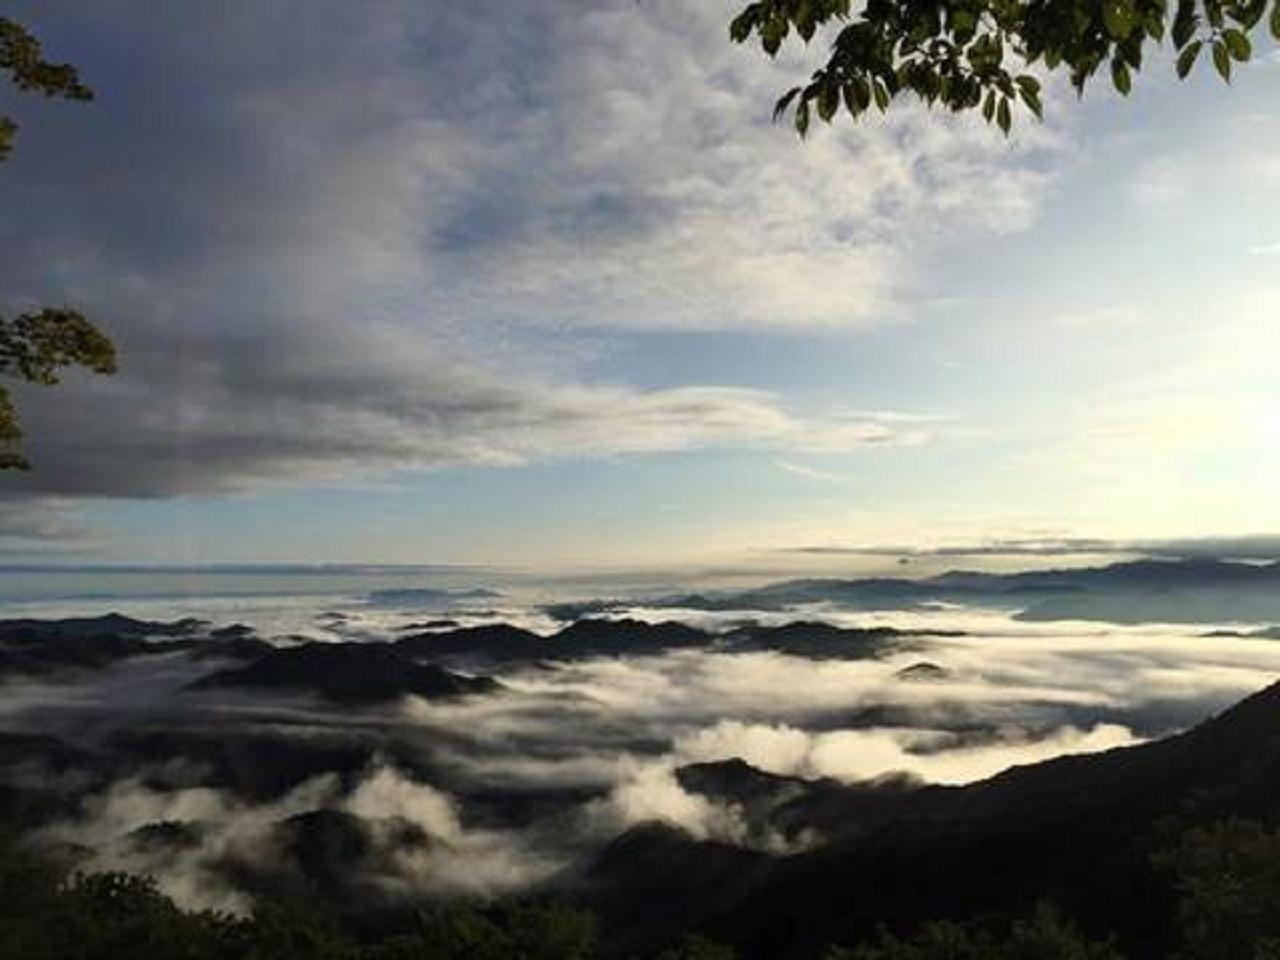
left=1130, top=156, right=1192, bottom=208
left=671, top=718, right=1139, bottom=785
left=0, top=0, right=1051, bottom=512
left=586, top=760, right=754, bottom=843
left=411, top=0, right=1058, bottom=333
left=17, top=600, right=1280, bottom=904
left=37, top=773, right=340, bottom=914
left=10, top=367, right=936, bottom=500
left=775, top=460, right=846, bottom=483
left=340, top=765, right=563, bottom=898
left=406, top=614, right=1280, bottom=805
left=39, top=764, right=562, bottom=912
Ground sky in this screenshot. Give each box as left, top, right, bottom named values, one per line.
left=1, top=0, right=1278, bottom=571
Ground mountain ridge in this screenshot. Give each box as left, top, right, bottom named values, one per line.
left=583, top=678, right=1280, bottom=957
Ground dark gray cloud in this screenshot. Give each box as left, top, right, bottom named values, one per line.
left=0, top=499, right=103, bottom=554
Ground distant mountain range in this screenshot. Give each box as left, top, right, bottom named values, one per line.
left=393, top=617, right=952, bottom=667
left=0, top=613, right=950, bottom=693
left=364, top=587, right=502, bottom=607
left=0, top=614, right=268, bottom=678
left=552, top=558, right=1280, bottom=624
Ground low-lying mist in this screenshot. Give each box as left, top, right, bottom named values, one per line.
left=3, top=588, right=1280, bottom=914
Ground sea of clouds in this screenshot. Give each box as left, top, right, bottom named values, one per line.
left=5, top=591, right=1280, bottom=912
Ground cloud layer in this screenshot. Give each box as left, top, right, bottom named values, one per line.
left=8, top=590, right=1280, bottom=910
left=0, top=0, right=1052, bottom=516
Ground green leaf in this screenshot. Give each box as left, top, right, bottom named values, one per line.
left=1020, top=86, right=1043, bottom=119
left=1273, top=0, right=1280, bottom=39
left=761, top=17, right=786, bottom=56
left=1111, top=58, right=1132, bottom=94
left=996, top=96, right=1011, bottom=134
left=841, top=82, right=859, bottom=117
left=850, top=75, right=872, bottom=111
left=796, top=0, right=817, bottom=41
left=772, top=87, right=801, bottom=122
left=817, top=83, right=839, bottom=121
left=872, top=79, right=890, bottom=111
left=1237, top=0, right=1268, bottom=28
left=982, top=89, right=996, bottom=122
left=1212, top=40, right=1232, bottom=80
left=950, top=8, right=977, bottom=41
left=1176, top=40, right=1203, bottom=77
left=1103, top=0, right=1137, bottom=38
left=728, top=8, right=757, bottom=43
left=1172, top=11, right=1198, bottom=47
left=1015, top=75, right=1041, bottom=96
left=1223, top=28, right=1252, bottom=60
left=795, top=98, right=810, bottom=137
left=1122, top=37, right=1143, bottom=69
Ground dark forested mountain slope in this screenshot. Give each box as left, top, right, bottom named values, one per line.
left=585, top=680, right=1280, bottom=958
left=188, top=642, right=501, bottom=704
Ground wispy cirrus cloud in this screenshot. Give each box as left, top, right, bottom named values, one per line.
left=774, top=460, right=846, bottom=483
